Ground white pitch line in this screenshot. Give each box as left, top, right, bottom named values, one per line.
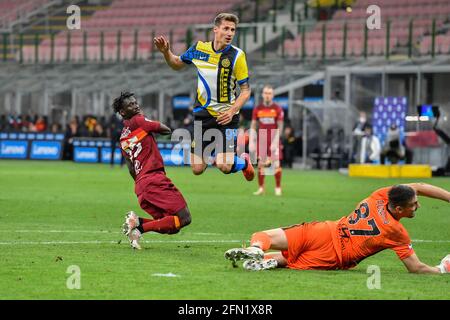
left=0, top=239, right=244, bottom=245
left=411, top=239, right=450, bottom=243
left=0, top=230, right=229, bottom=236
left=2, top=230, right=113, bottom=234
left=152, top=273, right=179, bottom=277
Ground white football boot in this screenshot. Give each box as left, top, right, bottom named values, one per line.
left=243, top=258, right=278, bottom=271
left=275, top=187, right=282, bottom=196
left=224, top=246, right=264, bottom=262
left=122, top=211, right=140, bottom=236
left=253, top=187, right=265, bottom=196
left=128, top=228, right=142, bottom=250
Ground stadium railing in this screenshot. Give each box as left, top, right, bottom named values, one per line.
left=1, top=15, right=448, bottom=64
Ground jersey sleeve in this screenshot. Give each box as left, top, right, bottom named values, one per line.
left=277, top=107, right=284, bottom=122
left=389, top=227, right=415, bottom=260
left=180, top=43, right=197, bottom=64
left=134, top=116, right=161, bottom=133
left=392, top=243, right=415, bottom=260
left=234, top=51, right=249, bottom=85
left=385, top=223, right=414, bottom=260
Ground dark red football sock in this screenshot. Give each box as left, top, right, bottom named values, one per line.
left=139, top=217, right=153, bottom=224
left=141, top=216, right=180, bottom=234
left=275, top=168, right=282, bottom=188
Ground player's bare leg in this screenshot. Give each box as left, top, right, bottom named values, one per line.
left=215, top=152, right=234, bottom=173
left=274, top=159, right=282, bottom=196
left=215, top=152, right=254, bottom=181
left=250, top=228, right=288, bottom=251
left=190, top=153, right=207, bottom=175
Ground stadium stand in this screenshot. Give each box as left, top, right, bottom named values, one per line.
left=0, top=0, right=50, bottom=29
left=21, top=0, right=245, bottom=62
left=284, top=0, right=450, bottom=58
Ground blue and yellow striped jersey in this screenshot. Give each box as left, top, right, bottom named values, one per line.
left=180, top=41, right=249, bottom=117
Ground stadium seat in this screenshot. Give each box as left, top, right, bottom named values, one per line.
left=32, top=0, right=242, bottom=62
left=282, top=0, right=449, bottom=58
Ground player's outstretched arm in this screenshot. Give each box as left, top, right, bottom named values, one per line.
left=158, top=123, right=172, bottom=135
left=406, top=183, right=450, bottom=202
left=401, top=253, right=442, bottom=274
left=153, top=36, right=185, bottom=71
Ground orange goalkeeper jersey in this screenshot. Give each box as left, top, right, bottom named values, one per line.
left=328, top=187, right=415, bottom=269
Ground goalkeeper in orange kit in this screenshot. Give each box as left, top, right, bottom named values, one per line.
left=225, top=183, right=450, bottom=274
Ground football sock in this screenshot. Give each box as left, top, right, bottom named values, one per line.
left=139, top=217, right=153, bottom=225
left=258, top=168, right=265, bottom=188
left=250, top=232, right=271, bottom=251
left=230, top=155, right=247, bottom=173
left=275, top=168, right=282, bottom=188
left=141, top=216, right=181, bottom=234
left=136, top=217, right=152, bottom=233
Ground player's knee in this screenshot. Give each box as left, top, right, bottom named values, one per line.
left=192, top=169, right=204, bottom=175
left=182, top=213, right=192, bottom=227
left=216, top=163, right=232, bottom=173
left=191, top=165, right=206, bottom=175
left=177, top=207, right=192, bottom=227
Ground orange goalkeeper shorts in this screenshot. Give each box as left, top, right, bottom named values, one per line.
left=281, top=221, right=341, bottom=270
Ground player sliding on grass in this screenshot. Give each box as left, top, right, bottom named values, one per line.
left=113, top=92, right=191, bottom=250
left=225, top=183, right=450, bottom=274
left=154, top=13, right=254, bottom=181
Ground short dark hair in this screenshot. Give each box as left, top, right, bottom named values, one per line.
left=112, top=92, right=135, bottom=113
left=388, top=185, right=416, bottom=208
left=214, top=13, right=239, bottom=26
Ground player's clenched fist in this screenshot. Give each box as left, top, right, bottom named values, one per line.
left=437, top=254, right=450, bottom=273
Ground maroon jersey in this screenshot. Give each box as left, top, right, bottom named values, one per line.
left=252, top=103, right=284, bottom=131
left=120, top=114, right=164, bottom=181
left=252, top=104, right=284, bottom=159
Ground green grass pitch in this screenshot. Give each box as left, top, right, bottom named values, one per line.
left=0, top=160, right=449, bottom=299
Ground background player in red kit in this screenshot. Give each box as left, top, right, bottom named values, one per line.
left=250, top=85, right=284, bottom=196
left=113, top=92, right=191, bottom=249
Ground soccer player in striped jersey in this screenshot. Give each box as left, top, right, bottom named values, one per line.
left=154, top=13, right=254, bottom=181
